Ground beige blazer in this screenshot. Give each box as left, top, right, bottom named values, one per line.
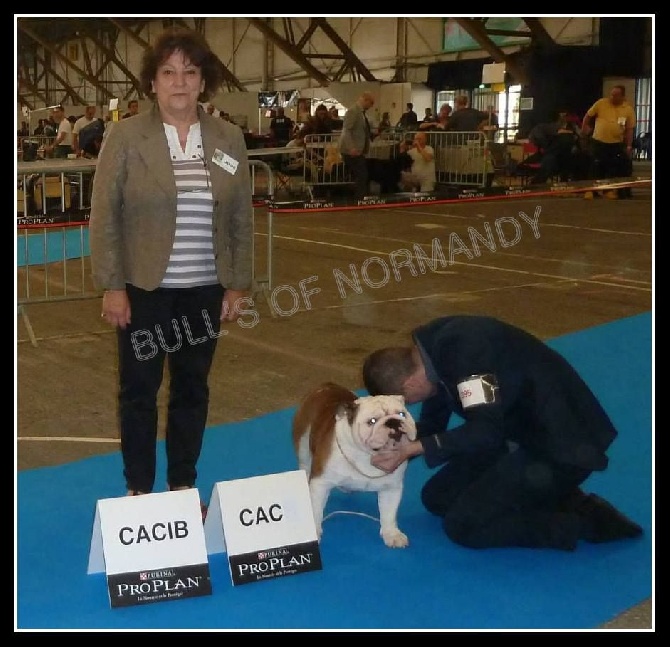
left=89, top=105, right=254, bottom=292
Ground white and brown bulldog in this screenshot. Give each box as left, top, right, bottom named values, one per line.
left=292, top=382, right=417, bottom=548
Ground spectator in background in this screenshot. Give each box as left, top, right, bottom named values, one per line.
left=377, top=111, right=392, bottom=135
left=397, top=102, right=418, bottom=129
left=33, top=119, right=46, bottom=136
left=43, top=116, right=57, bottom=137
left=78, top=117, right=106, bottom=158
left=44, top=105, right=73, bottom=158
left=420, top=103, right=451, bottom=132
left=525, top=109, right=583, bottom=185
left=582, top=85, right=636, bottom=199
left=72, top=105, right=97, bottom=156
left=632, top=131, right=652, bottom=161
left=422, top=107, right=437, bottom=126
left=329, top=106, right=343, bottom=130
left=269, top=106, right=294, bottom=147
left=339, top=91, right=375, bottom=199
left=122, top=99, right=140, bottom=119
left=446, top=95, right=487, bottom=133
left=300, top=103, right=333, bottom=137
left=398, top=131, right=436, bottom=192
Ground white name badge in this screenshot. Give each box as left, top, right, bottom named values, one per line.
left=204, top=470, right=322, bottom=586
left=87, top=489, right=211, bottom=608
left=457, top=374, right=498, bottom=409
left=212, top=149, right=238, bottom=175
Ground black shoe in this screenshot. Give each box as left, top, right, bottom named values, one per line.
left=556, top=486, right=590, bottom=512
left=576, top=493, right=643, bottom=543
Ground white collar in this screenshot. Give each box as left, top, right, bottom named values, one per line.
left=162, top=121, right=203, bottom=160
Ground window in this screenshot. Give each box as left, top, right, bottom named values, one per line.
left=496, top=85, right=521, bottom=143
left=438, top=86, right=521, bottom=142
left=634, top=77, right=652, bottom=159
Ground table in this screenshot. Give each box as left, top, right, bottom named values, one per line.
left=247, top=147, right=304, bottom=158
left=17, top=158, right=98, bottom=175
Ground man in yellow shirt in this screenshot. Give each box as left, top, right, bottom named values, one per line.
left=582, top=85, right=636, bottom=199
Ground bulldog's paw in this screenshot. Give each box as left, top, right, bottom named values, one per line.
left=381, top=528, right=409, bottom=548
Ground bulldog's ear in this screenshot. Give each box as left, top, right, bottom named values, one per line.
left=334, top=403, right=349, bottom=421
left=335, top=401, right=356, bottom=422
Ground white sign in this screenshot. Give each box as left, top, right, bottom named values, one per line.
left=204, top=470, right=322, bottom=586
left=87, top=489, right=212, bottom=608
left=482, top=62, right=506, bottom=85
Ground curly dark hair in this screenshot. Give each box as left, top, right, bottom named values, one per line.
left=139, top=27, right=224, bottom=103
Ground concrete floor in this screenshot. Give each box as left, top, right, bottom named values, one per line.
left=16, top=177, right=653, bottom=629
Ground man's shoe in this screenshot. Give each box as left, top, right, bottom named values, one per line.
left=556, top=487, right=590, bottom=512
left=577, top=493, right=643, bottom=543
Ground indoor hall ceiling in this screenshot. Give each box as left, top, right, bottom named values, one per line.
left=16, top=17, right=552, bottom=107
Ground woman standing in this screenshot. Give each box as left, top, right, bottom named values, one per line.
left=89, top=27, right=254, bottom=510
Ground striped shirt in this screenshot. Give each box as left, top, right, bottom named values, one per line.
left=160, top=121, right=218, bottom=288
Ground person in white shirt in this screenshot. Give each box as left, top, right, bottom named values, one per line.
left=399, top=131, right=436, bottom=192
left=44, top=105, right=74, bottom=158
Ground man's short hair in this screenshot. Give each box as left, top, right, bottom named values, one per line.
left=362, top=347, right=415, bottom=396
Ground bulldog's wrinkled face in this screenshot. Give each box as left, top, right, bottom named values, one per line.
left=339, top=394, right=417, bottom=452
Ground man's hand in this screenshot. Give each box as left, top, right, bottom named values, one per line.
left=371, top=440, right=424, bottom=473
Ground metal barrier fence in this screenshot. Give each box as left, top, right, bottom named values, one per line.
left=298, top=130, right=490, bottom=196
left=419, top=130, right=491, bottom=188
left=17, top=159, right=275, bottom=346
left=302, top=133, right=353, bottom=196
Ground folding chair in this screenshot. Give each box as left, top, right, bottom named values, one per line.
left=269, top=150, right=307, bottom=198
left=512, top=141, right=543, bottom=185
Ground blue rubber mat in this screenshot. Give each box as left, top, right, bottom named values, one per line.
left=16, top=312, right=653, bottom=630
left=16, top=225, right=89, bottom=266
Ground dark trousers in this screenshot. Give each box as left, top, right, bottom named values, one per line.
left=54, top=144, right=72, bottom=159
left=530, top=140, right=575, bottom=184
left=421, top=446, right=591, bottom=550
left=118, top=283, right=224, bottom=493
left=342, top=153, right=370, bottom=199
left=590, top=140, right=633, bottom=198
